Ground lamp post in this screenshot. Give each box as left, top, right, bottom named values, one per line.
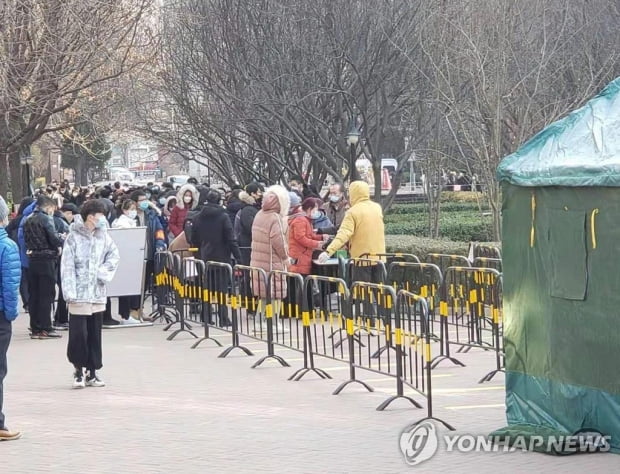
left=20, top=154, right=33, bottom=197
left=346, top=120, right=361, bottom=183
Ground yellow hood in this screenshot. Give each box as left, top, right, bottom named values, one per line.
left=349, top=181, right=370, bottom=205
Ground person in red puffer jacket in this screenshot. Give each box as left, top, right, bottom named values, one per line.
left=288, top=197, right=329, bottom=276
left=168, top=184, right=199, bottom=238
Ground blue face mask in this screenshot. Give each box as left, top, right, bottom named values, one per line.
left=311, top=210, right=321, bottom=220
left=329, top=195, right=341, bottom=203
left=159, top=197, right=166, bottom=206
left=139, top=201, right=149, bottom=211
left=96, top=215, right=107, bottom=229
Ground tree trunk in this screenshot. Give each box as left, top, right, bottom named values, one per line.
left=8, top=150, right=24, bottom=202
left=0, top=153, right=8, bottom=199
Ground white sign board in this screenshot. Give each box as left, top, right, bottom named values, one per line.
left=107, top=227, right=147, bottom=297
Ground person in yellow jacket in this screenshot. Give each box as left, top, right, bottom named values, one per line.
left=317, top=180, right=385, bottom=261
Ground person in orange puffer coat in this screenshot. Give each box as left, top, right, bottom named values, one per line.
left=288, top=197, right=329, bottom=276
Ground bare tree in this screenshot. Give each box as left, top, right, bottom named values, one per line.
left=0, top=0, right=155, bottom=199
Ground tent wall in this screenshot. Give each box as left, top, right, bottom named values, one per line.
left=502, top=183, right=620, bottom=450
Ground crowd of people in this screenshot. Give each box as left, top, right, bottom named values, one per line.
left=0, top=172, right=386, bottom=442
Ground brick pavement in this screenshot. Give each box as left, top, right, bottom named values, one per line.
left=1, top=309, right=617, bottom=473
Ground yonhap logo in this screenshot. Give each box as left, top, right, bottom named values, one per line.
left=399, top=420, right=611, bottom=465
left=399, top=421, right=439, bottom=466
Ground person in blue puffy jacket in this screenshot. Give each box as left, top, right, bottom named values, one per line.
left=0, top=196, right=21, bottom=441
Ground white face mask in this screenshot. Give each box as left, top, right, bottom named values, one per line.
left=127, top=210, right=137, bottom=219
left=183, top=195, right=192, bottom=204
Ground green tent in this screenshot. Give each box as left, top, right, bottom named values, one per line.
left=495, top=77, right=620, bottom=453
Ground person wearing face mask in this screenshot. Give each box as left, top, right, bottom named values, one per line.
left=130, top=190, right=166, bottom=318
left=324, top=182, right=350, bottom=232
left=23, top=196, right=64, bottom=339
left=168, top=184, right=199, bottom=238
left=61, top=199, right=120, bottom=388
left=310, top=202, right=334, bottom=234
left=289, top=198, right=330, bottom=274
left=111, top=199, right=143, bottom=324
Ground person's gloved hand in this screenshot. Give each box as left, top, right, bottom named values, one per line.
left=317, top=252, right=330, bottom=264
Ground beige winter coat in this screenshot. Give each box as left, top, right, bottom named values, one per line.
left=250, top=185, right=290, bottom=299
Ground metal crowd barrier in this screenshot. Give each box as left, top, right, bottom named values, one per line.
left=391, top=289, right=454, bottom=429
left=344, top=257, right=387, bottom=288
left=387, top=262, right=442, bottom=339
left=288, top=275, right=350, bottom=381
left=232, top=265, right=290, bottom=368
left=359, top=252, right=421, bottom=265
left=472, top=257, right=503, bottom=273
left=166, top=254, right=200, bottom=340
left=440, top=266, right=503, bottom=383
left=473, top=244, right=502, bottom=260
left=425, top=253, right=471, bottom=276
left=155, top=255, right=509, bottom=424
left=150, top=251, right=178, bottom=325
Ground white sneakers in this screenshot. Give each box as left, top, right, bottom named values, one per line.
left=73, top=369, right=105, bottom=388
left=73, top=371, right=85, bottom=389
left=86, top=376, right=106, bottom=387
left=122, top=316, right=142, bottom=325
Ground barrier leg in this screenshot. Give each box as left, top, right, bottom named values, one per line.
left=289, top=326, right=331, bottom=381
left=166, top=303, right=198, bottom=341
left=252, top=315, right=290, bottom=368
left=430, top=316, right=465, bottom=369
left=478, top=320, right=504, bottom=383
left=333, top=331, right=373, bottom=395
left=218, top=309, right=253, bottom=357
left=411, top=358, right=455, bottom=431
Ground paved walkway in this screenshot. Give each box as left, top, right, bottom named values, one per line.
left=2, top=308, right=617, bottom=473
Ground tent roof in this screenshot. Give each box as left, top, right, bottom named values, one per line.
left=497, top=77, right=620, bottom=187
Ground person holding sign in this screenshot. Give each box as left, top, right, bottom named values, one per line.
left=112, top=199, right=142, bottom=325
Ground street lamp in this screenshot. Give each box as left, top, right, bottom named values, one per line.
left=20, top=154, right=33, bottom=196
left=346, top=120, right=361, bottom=182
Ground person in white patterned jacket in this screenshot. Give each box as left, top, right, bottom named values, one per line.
left=60, top=200, right=120, bottom=389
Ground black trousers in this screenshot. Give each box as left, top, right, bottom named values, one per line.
left=118, top=295, right=141, bottom=319
left=0, top=315, right=11, bottom=430
left=54, top=262, right=68, bottom=324
left=67, top=313, right=103, bottom=372
left=28, top=259, right=57, bottom=332
left=19, top=267, right=29, bottom=310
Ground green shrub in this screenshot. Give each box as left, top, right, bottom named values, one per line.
left=385, top=235, right=470, bottom=259
left=385, top=235, right=500, bottom=260
left=384, top=213, right=493, bottom=241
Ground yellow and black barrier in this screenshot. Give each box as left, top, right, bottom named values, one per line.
left=388, top=290, right=454, bottom=429
left=425, top=253, right=471, bottom=276
left=150, top=251, right=178, bottom=325
left=473, top=243, right=501, bottom=260
left=335, top=281, right=399, bottom=396
left=440, top=266, right=503, bottom=383
left=288, top=275, right=350, bottom=381
left=232, top=265, right=290, bottom=369
left=359, top=252, right=421, bottom=265
left=344, top=258, right=388, bottom=287
left=472, top=257, right=503, bottom=273
left=387, top=262, right=443, bottom=340
left=166, top=255, right=201, bottom=341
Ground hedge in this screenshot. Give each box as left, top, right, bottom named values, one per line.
left=385, top=235, right=500, bottom=260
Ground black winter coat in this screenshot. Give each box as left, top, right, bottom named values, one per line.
left=225, top=199, right=244, bottom=227
left=193, top=203, right=241, bottom=264
left=23, top=209, right=63, bottom=260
